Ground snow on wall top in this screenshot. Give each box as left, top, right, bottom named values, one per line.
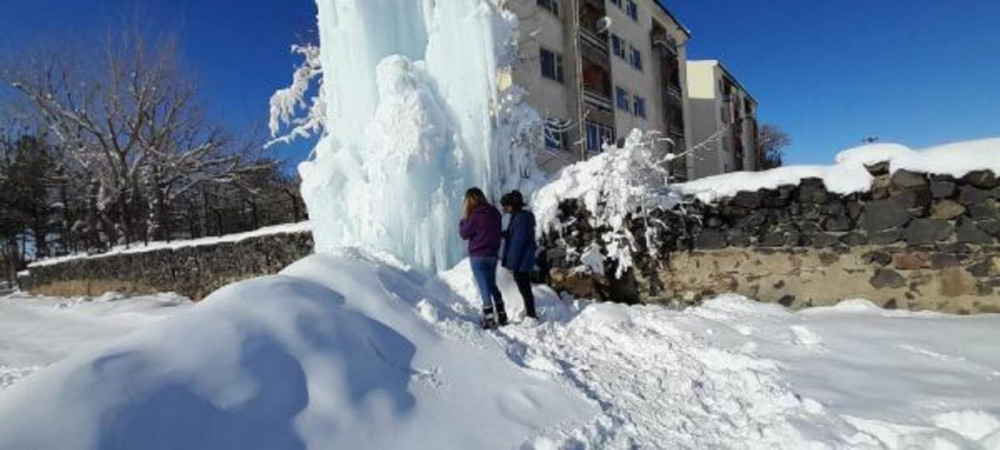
left=676, top=138, right=1000, bottom=203
left=28, top=221, right=312, bottom=268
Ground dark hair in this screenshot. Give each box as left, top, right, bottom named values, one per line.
left=465, top=187, right=488, bottom=208
left=500, top=190, right=525, bottom=209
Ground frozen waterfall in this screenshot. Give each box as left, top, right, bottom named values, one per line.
left=299, top=0, right=542, bottom=273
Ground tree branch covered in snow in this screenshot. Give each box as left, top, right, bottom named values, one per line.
left=534, top=130, right=683, bottom=278
left=267, top=44, right=325, bottom=148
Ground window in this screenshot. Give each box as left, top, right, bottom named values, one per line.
left=628, top=45, right=643, bottom=71
left=615, top=86, right=630, bottom=111
left=544, top=118, right=567, bottom=150
left=611, top=34, right=626, bottom=59
left=633, top=96, right=647, bottom=119
left=539, top=48, right=564, bottom=83
left=626, top=0, right=638, bottom=20
left=586, top=122, right=615, bottom=153
left=536, top=0, right=559, bottom=16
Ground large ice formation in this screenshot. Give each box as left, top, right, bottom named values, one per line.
left=299, top=0, right=542, bottom=273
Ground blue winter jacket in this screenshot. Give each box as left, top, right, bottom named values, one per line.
left=502, top=210, right=537, bottom=273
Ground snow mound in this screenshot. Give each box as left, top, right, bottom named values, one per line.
left=0, top=252, right=597, bottom=449
left=4, top=265, right=1000, bottom=448
left=675, top=138, right=1000, bottom=203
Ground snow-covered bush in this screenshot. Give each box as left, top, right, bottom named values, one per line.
left=534, top=130, right=683, bottom=278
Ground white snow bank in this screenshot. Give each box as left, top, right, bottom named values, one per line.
left=675, top=138, right=1000, bottom=203
left=0, top=252, right=596, bottom=449
left=681, top=295, right=1000, bottom=449
left=29, top=221, right=311, bottom=268
left=4, top=255, right=1000, bottom=448
left=0, top=292, right=192, bottom=390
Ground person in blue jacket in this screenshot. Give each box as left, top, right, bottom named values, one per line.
left=500, top=190, right=538, bottom=319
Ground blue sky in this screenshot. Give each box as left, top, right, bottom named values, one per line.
left=2, top=0, right=998, bottom=166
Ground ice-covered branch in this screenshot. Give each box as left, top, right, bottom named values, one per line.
left=267, top=44, right=324, bottom=148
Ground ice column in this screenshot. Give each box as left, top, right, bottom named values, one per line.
left=299, top=0, right=541, bottom=273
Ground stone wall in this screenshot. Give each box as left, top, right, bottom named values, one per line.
left=543, top=165, right=1000, bottom=313
left=19, top=232, right=313, bottom=300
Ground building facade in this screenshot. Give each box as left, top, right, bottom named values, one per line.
left=506, top=0, right=694, bottom=181
left=685, top=60, right=759, bottom=178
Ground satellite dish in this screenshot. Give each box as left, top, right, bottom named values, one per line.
left=596, top=16, right=612, bottom=34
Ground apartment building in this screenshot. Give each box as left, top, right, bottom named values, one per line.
left=685, top=60, right=760, bottom=178
left=507, top=0, right=694, bottom=180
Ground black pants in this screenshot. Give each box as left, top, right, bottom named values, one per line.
left=513, top=271, right=537, bottom=318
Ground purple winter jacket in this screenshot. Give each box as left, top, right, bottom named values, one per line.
left=459, top=204, right=503, bottom=258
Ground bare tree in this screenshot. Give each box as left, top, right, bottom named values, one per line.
left=757, top=124, right=791, bottom=170
left=2, top=26, right=273, bottom=246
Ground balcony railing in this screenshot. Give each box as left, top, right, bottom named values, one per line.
left=580, top=27, right=608, bottom=53
left=583, top=90, right=613, bottom=112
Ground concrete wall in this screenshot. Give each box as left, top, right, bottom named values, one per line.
left=542, top=166, right=1000, bottom=314
left=19, top=232, right=314, bottom=300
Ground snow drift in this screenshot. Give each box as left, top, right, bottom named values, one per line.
left=298, top=0, right=542, bottom=274
left=0, top=252, right=595, bottom=449
left=4, top=253, right=1000, bottom=448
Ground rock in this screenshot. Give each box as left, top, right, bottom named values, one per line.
left=760, top=232, right=785, bottom=247
left=958, top=186, right=990, bottom=206
left=891, top=170, right=928, bottom=190
left=930, top=180, right=957, bottom=199
left=893, top=252, right=930, bottom=270
left=847, top=201, right=863, bottom=220
left=884, top=298, right=898, bottom=309
left=902, top=219, right=953, bottom=245
left=894, top=188, right=933, bottom=211
left=841, top=232, right=868, bottom=246
left=694, top=229, right=727, bottom=250
left=977, top=219, right=1000, bottom=237
left=869, top=229, right=902, bottom=245
left=799, top=178, right=828, bottom=203
left=956, top=219, right=994, bottom=244
left=967, top=199, right=999, bottom=219
left=931, top=253, right=960, bottom=269
left=967, top=261, right=994, bottom=278
left=726, top=228, right=750, bottom=247
left=811, top=233, right=841, bottom=248
left=823, top=215, right=852, bottom=232
left=860, top=200, right=911, bottom=232
left=871, top=175, right=892, bottom=200
left=799, top=221, right=823, bottom=233
left=705, top=216, right=724, bottom=228
left=731, top=190, right=763, bottom=209
left=865, top=161, right=889, bottom=176
left=870, top=268, right=906, bottom=289
left=962, top=170, right=998, bottom=189
left=866, top=251, right=893, bottom=266
left=784, top=231, right=803, bottom=247
left=778, top=295, right=796, bottom=308
left=930, top=200, right=965, bottom=220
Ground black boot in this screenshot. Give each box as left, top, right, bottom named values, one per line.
left=480, top=307, right=497, bottom=329
left=496, top=307, right=509, bottom=327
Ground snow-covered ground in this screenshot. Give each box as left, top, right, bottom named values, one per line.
left=1, top=252, right=998, bottom=449
left=0, top=291, right=193, bottom=390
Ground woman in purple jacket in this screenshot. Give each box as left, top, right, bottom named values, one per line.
left=459, top=187, right=508, bottom=329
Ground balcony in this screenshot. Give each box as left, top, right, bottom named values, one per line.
left=580, top=27, right=608, bottom=53
left=583, top=90, right=613, bottom=112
